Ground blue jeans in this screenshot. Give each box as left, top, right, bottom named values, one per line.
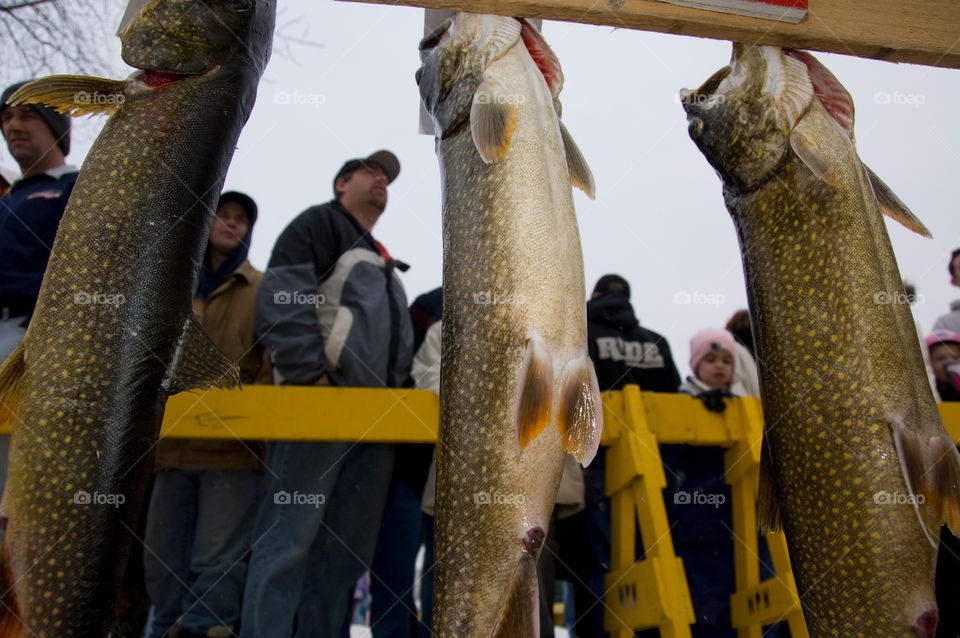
left=370, top=474, right=427, bottom=638
left=240, top=441, right=394, bottom=638
left=142, top=469, right=261, bottom=636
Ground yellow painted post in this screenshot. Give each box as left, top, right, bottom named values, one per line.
left=604, top=386, right=694, bottom=638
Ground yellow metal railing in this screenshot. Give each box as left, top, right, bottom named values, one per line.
left=7, top=385, right=956, bottom=635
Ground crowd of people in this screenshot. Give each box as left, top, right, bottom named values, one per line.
left=2, top=80, right=960, bottom=638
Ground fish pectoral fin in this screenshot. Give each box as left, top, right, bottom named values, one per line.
left=891, top=421, right=940, bottom=547
left=757, top=431, right=782, bottom=533
left=926, top=435, right=960, bottom=535
left=559, top=120, right=596, bottom=199
left=864, top=164, right=931, bottom=237
left=0, top=344, right=25, bottom=430
left=162, top=315, right=241, bottom=395
left=470, top=75, right=518, bottom=164
left=491, top=553, right=540, bottom=638
left=557, top=357, right=602, bottom=467
left=789, top=129, right=837, bottom=189
left=515, top=336, right=554, bottom=451
left=9, top=75, right=126, bottom=117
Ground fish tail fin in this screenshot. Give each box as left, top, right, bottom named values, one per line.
left=0, top=344, right=25, bottom=430
left=557, top=356, right=602, bottom=467
left=515, top=336, right=554, bottom=451
left=492, top=553, right=540, bottom=638
left=9, top=75, right=127, bottom=117
left=0, top=542, right=26, bottom=638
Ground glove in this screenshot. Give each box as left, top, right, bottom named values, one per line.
left=697, top=388, right=733, bottom=413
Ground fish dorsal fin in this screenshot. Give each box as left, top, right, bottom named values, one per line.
left=9, top=75, right=127, bottom=118
left=559, top=120, right=596, bottom=200
left=786, top=49, right=855, bottom=141
left=891, top=419, right=941, bottom=548
left=789, top=127, right=837, bottom=189
left=556, top=356, right=602, bottom=467
left=515, top=335, right=554, bottom=451
left=470, top=74, right=518, bottom=164
left=765, top=47, right=814, bottom=133
left=757, top=431, right=782, bottom=532
left=864, top=164, right=931, bottom=237
left=491, top=549, right=540, bottom=638
left=519, top=18, right=563, bottom=101
left=162, top=315, right=240, bottom=395
left=0, top=344, right=25, bottom=430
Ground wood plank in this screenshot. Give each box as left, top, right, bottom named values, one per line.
left=339, top=0, right=960, bottom=69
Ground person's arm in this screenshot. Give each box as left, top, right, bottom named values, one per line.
left=412, top=321, right=442, bottom=395
left=255, top=211, right=334, bottom=386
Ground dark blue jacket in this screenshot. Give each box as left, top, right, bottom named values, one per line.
left=0, top=168, right=78, bottom=322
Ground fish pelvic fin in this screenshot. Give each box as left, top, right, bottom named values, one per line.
left=0, top=542, right=26, bottom=638
left=162, top=315, right=241, bottom=395
left=891, top=420, right=942, bottom=548
left=9, top=75, right=127, bottom=118
left=491, top=550, right=540, bottom=638
left=0, top=344, right=25, bottom=431
left=515, top=336, right=554, bottom=452
left=559, top=120, right=595, bottom=199
left=557, top=357, right=602, bottom=467
left=757, top=430, right=782, bottom=533
left=470, top=74, right=518, bottom=164
left=927, top=435, right=960, bottom=534
left=864, top=164, right=931, bottom=237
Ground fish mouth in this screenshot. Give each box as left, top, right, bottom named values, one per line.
left=130, top=66, right=219, bottom=90
left=416, top=17, right=453, bottom=86
left=681, top=64, right=731, bottom=115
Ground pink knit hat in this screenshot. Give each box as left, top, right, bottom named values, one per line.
left=689, top=327, right=737, bottom=373
left=925, top=329, right=960, bottom=349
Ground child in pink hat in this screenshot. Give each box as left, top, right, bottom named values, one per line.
left=680, top=327, right=748, bottom=408
left=925, top=329, right=960, bottom=402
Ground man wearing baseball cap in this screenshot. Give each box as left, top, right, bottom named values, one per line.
left=242, top=151, right=413, bottom=637
left=0, top=80, right=78, bottom=527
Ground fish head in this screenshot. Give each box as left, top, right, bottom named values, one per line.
left=416, top=12, right=522, bottom=138
left=120, top=0, right=276, bottom=77
left=681, top=43, right=815, bottom=193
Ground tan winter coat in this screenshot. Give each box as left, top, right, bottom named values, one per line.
left=154, top=259, right=270, bottom=471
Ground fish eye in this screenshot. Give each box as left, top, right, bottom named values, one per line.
left=419, top=19, right=451, bottom=52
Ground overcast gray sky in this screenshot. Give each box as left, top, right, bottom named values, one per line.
left=3, top=0, right=958, bottom=378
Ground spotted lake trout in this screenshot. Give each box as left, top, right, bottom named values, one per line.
left=417, top=14, right=602, bottom=637
left=0, top=1, right=275, bottom=635
left=682, top=44, right=960, bottom=637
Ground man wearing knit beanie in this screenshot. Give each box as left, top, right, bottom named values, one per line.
left=0, top=80, right=80, bottom=523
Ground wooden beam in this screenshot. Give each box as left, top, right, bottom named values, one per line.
left=339, top=0, right=960, bottom=69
